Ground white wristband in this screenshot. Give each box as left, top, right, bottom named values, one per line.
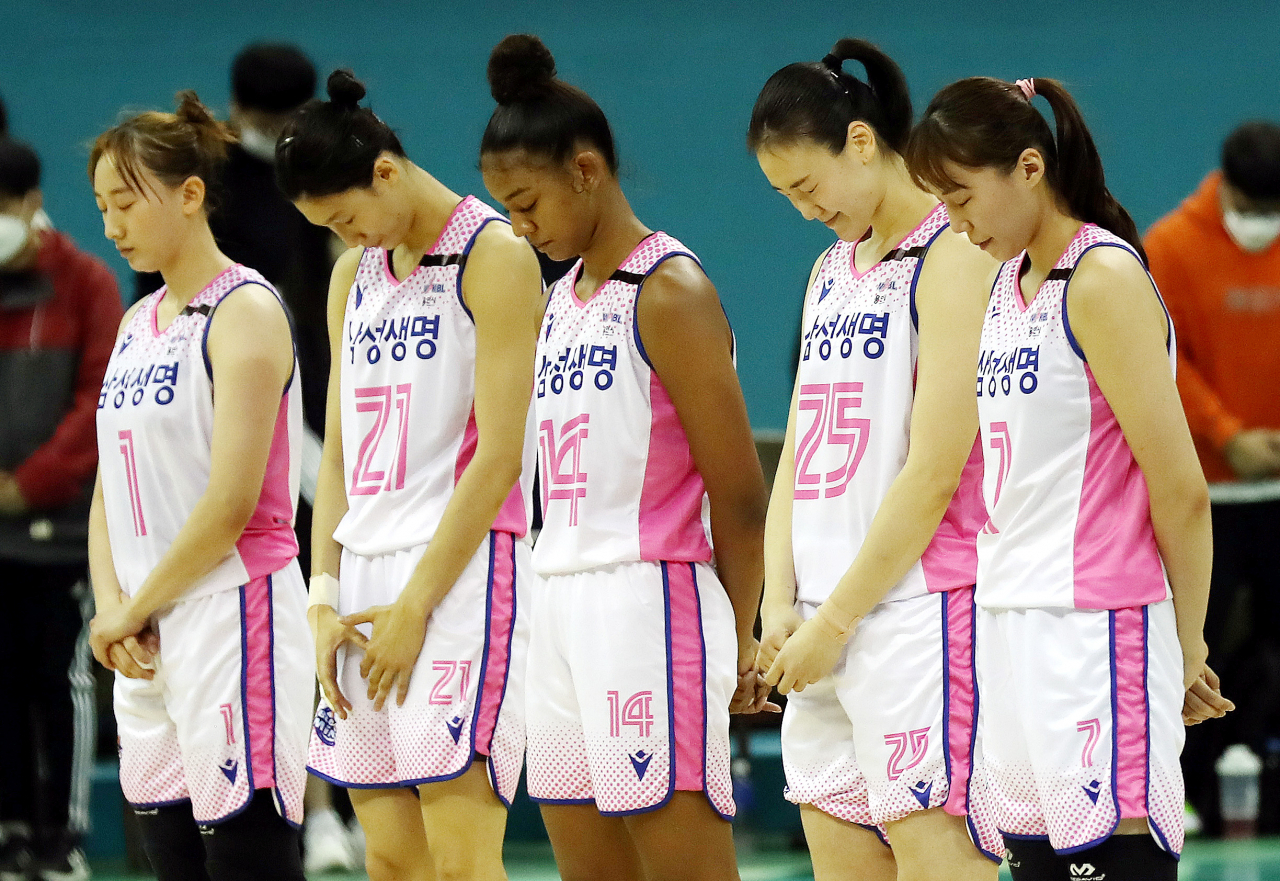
left=308, top=572, right=340, bottom=610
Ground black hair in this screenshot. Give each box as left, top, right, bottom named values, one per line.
left=89, top=91, right=235, bottom=208
left=232, top=43, right=317, bottom=113
left=0, top=138, right=39, bottom=198
left=907, top=76, right=1145, bottom=262
left=275, top=69, right=406, bottom=200
left=480, top=34, right=618, bottom=173
left=747, top=38, right=913, bottom=157
left=1222, top=121, right=1280, bottom=202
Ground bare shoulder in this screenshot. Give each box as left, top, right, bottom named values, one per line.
left=640, top=253, right=718, bottom=313
left=1069, top=244, right=1158, bottom=313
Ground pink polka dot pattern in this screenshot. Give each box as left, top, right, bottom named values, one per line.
left=118, top=714, right=188, bottom=807
left=527, top=723, right=594, bottom=802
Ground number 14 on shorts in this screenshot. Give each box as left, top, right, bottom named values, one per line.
left=607, top=691, right=654, bottom=737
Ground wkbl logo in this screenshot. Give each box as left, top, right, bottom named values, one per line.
left=540, top=415, right=590, bottom=526
left=314, top=706, right=337, bottom=747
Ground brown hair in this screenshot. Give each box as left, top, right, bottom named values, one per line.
left=89, top=90, right=236, bottom=205
left=906, top=76, right=1144, bottom=262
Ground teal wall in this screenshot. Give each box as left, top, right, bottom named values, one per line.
left=4, top=0, right=1278, bottom=430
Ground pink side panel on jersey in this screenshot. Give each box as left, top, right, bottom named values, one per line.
left=921, top=439, right=985, bottom=593
left=942, top=590, right=978, bottom=818
left=242, top=575, right=278, bottom=791
left=455, top=408, right=529, bottom=537
left=236, top=394, right=299, bottom=579
left=473, top=532, right=517, bottom=756
left=666, top=563, right=708, bottom=793
left=1113, top=607, right=1150, bottom=819
left=1073, top=370, right=1168, bottom=609
left=638, top=374, right=713, bottom=563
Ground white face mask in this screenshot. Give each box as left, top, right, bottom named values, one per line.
left=1223, top=209, right=1280, bottom=253
left=238, top=125, right=278, bottom=164
left=0, top=214, right=30, bottom=265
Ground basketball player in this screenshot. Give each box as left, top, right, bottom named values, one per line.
left=905, top=76, right=1234, bottom=879
left=88, top=92, right=311, bottom=881
left=747, top=39, right=1001, bottom=881
left=479, top=34, right=771, bottom=881
left=274, top=70, right=542, bottom=881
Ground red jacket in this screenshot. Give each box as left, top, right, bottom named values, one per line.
left=0, top=229, right=121, bottom=561
left=1145, top=172, right=1280, bottom=483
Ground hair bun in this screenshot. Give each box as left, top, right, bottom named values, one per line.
left=174, top=90, right=217, bottom=126
left=488, top=34, right=556, bottom=105
left=326, top=69, right=367, bottom=110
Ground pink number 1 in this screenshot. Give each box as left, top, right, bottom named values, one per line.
left=118, top=429, right=147, bottom=536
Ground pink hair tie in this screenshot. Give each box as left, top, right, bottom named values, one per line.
left=1015, top=78, right=1036, bottom=101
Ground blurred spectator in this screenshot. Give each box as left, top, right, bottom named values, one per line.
left=1146, top=120, right=1280, bottom=836
left=0, top=138, right=122, bottom=881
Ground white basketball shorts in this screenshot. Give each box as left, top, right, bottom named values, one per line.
left=525, top=560, right=737, bottom=817
left=307, top=531, right=529, bottom=805
left=977, top=600, right=1185, bottom=855
left=115, top=562, right=313, bottom=825
left=782, top=587, right=1002, bottom=861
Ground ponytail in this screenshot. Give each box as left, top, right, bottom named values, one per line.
left=747, top=38, right=912, bottom=156
left=906, top=76, right=1145, bottom=262
left=274, top=69, right=406, bottom=201
left=89, top=90, right=236, bottom=206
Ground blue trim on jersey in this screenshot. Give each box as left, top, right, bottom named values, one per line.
left=1142, top=606, right=1178, bottom=858
left=453, top=215, right=509, bottom=324
left=1060, top=242, right=1148, bottom=364
left=631, top=250, right=701, bottom=370
left=908, top=221, right=952, bottom=333
left=200, top=278, right=295, bottom=394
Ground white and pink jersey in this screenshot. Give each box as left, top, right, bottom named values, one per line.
left=96, top=265, right=301, bottom=602
left=975, top=224, right=1175, bottom=610
left=333, top=196, right=535, bottom=556
left=792, top=204, right=985, bottom=608
left=532, top=232, right=714, bottom=576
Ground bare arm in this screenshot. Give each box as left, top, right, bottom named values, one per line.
left=90, top=283, right=294, bottom=644
left=637, top=257, right=769, bottom=691
left=310, top=248, right=361, bottom=583
left=1068, top=249, right=1212, bottom=684
left=349, top=224, right=543, bottom=709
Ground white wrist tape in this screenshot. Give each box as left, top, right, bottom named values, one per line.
left=308, top=572, right=340, bottom=609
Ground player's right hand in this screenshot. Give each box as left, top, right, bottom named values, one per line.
left=310, top=604, right=366, bottom=720
left=755, top=600, right=803, bottom=678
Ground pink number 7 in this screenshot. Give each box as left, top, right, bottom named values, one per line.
left=118, top=429, right=147, bottom=536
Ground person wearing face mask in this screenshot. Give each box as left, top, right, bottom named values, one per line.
left=1145, top=120, right=1280, bottom=837
left=0, top=138, right=122, bottom=881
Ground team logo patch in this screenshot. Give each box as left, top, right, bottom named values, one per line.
left=1082, top=779, right=1102, bottom=804
left=818, top=278, right=835, bottom=303
left=909, top=780, right=933, bottom=809
left=629, top=749, right=653, bottom=780
left=446, top=715, right=465, bottom=744
left=314, top=706, right=337, bottom=747
left=219, top=758, right=239, bottom=784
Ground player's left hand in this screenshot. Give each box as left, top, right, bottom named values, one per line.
left=342, top=600, right=429, bottom=712
left=731, top=637, right=781, bottom=714
left=90, top=597, right=148, bottom=654
left=1183, top=663, right=1234, bottom=726
left=763, top=615, right=853, bottom=695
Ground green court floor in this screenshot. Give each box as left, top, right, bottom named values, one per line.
left=82, top=837, right=1280, bottom=879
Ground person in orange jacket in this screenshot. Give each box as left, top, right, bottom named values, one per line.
left=1145, top=120, right=1280, bottom=837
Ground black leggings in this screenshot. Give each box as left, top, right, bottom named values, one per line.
left=1005, top=834, right=1177, bottom=881
left=134, top=789, right=304, bottom=881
